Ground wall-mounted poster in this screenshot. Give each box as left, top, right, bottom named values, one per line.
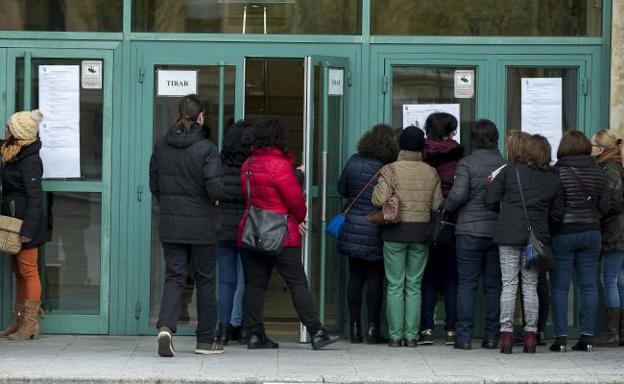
left=521, top=78, right=563, bottom=162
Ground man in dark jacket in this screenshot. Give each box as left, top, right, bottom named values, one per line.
left=445, top=119, right=505, bottom=350
left=149, top=95, right=225, bottom=357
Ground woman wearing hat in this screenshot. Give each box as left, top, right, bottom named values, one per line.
left=0, top=110, right=45, bottom=340
left=372, top=126, right=443, bottom=347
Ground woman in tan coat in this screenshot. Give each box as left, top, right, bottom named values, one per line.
left=373, top=126, right=443, bottom=347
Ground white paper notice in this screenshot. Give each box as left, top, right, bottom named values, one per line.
left=38, top=65, right=81, bottom=179
left=402, top=104, right=461, bottom=143
left=521, top=78, right=563, bottom=162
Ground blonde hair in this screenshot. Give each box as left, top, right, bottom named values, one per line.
left=592, top=129, right=624, bottom=165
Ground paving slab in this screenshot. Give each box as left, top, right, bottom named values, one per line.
left=0, top=336, right=623, bottom=384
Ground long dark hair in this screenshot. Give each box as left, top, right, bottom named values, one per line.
left=221, top=120, right=254, bottom=167
left=425, top=112, right=458, bottom=141
left=357, top=124, right=400, bottom=164
left=175, top=94, right=204, bottom=134
left=252, top=119, right=288, bottom=152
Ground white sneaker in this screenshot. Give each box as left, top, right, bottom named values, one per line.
left=195, top=342, right=225, bottom=355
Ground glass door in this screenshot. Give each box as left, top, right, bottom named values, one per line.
left=0, top=47, right=8, bottom=327
left=5, top=48, right=113, bottom=334
left=136, top=50, right=242, bottom=334
left=301, top=56, right=348, bottom=342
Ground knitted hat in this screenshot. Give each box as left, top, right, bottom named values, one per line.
left=399, top=126, right=425, bottom=152
left=7, top=110, right=43, bottom=141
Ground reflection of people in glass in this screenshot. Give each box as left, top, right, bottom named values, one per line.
left=0, top=110, right=45, bottom=340
left=150, top=94, right=225, bottom=357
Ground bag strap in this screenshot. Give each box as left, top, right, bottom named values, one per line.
left=245, top=157, right=252, bottom=207
left=514, top=165, right=532, bottom=231
left=343, top=169, right=381, bottom=215
left=568, top=167, right=602, bottom=220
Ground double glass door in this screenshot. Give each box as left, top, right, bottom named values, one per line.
left=137, top=49, right=348, bottom=340
left=0, top=47, right=113, bottom=334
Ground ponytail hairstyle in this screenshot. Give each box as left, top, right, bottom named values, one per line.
left=175, top=94, right=204, bottom=134
left=592, top=129, right=624, bottom=165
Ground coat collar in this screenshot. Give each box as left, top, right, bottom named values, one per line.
left=251, top=147, right=295, bottom=164
left=397, top=150, right=423, bottom=162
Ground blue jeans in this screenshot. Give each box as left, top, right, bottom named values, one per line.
left=217, top=242, right=245, bottom=326
left=455, top=235, right=501, bottom=343
left=551, top=230, right=601, bottom=337
left=601, top=250, right=624, bottom=309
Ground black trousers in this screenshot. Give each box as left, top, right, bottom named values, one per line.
left=421, top=243, right=458, bottom=332
left=157, top=243, right=217, bottom=344
left=348, top=257, right=384, bottom=326
left=242, top=247, right=322, bottom=335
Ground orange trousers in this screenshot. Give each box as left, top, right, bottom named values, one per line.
left=12, top=248, right=41, bottom=301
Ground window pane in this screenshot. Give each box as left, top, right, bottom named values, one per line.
left=372, top=0, right=602, bottom=36
left=43, top=192, right=102, bottom=315
left=392, top=66, right=476, bottom=150
left=16, top=58, right=104, bottom=180
left=0, top=0, right=122, bottom=32
left=133, top=0, right=361, bottom=34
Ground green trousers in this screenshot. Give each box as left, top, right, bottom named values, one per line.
left=383, top=241, right=429, bottom=340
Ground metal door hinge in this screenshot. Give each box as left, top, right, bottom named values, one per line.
left=134, top=301, right=142, bottom=320
left=138, top=67, right=145, bottom=84
left=347, top=70, right=353, bottom=87
left=382, top=76, right=389, bottom=94
left=581, top=78, right=589, bottom=96
left=137, top=185, right=144, bottom=201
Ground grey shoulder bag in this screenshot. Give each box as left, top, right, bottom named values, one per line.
left=241, top=157, right=289, bottom=255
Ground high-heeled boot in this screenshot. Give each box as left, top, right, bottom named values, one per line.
left=523, top=331, right=537, bottom=353
left=500, top=331, right=513, bottom=354
left=8, top=300, right=40, bottom=340
left=0, top=300, right=24, bottom=337
left=571, top=334, right=593, bottom=352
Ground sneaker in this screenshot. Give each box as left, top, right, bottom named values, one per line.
left=157, top=326, right=175, bottom=357
left=417, top=329, right=434, bottom=345
left=195, top=342, right=225, bottom=355
left=446, top=331, right=456, bottom=345
left=310, top=328, right=340, bottom=350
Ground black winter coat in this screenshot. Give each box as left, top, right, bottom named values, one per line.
left=0, top=140, right=45, bottom=249
left=218, top=164, right=245, bottom=243
left=337, top=154, right=383, bottom=261
left=483, top=162, right=564, bottom=246
left=553, top=155, right=609, bottom=235
left=445, top=149, right=505, bottom=238
left=599, top=159, right=624, bottom=251
left=149, top=124, right=225, bottom=245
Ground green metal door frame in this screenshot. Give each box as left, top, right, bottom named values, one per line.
left=3, top=47, right=114, bottom=334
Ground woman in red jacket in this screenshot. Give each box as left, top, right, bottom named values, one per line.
left=238, top=119, right=339, bottom=350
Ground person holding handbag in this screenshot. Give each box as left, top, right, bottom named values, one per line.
left=372, top=126, right=443, bottom=347
left=549, top=130, right=609, bottom=353
left=0, top=110, right=45, bottom=341
left=484, top=134, right=564, bottom=354
left=238, top=119, right=339, bottom=351
left=337, top=124, right=399, bottom=344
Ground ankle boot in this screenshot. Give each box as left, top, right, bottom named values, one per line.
left=500, top=331, right=513, bottom=354
left=217, top=323, right=232, bottom=346
left=571, top=334, right=593, bottom=352
left=595, top=308, right=620, bottom=347
left=0, top=300, right=24, bottom=337
left=8, top=300, right=40, bottom=340
left=549, top=336, right=567, bottom=352
left=350, top=321, right=363, bottom=343
left=523, top=331, right=537, bottom=353
left=366, top=323, right=383, bottom=344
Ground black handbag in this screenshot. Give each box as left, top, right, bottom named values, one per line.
left=241, top=157, right=289, bottom=255
left=432, top=207, right=456, bottom=247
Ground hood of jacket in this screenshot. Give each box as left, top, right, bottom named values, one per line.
left=555, top=155, right=597, bottom=169
left=165, top=123, right=205, bottom=149
left=424, top=139, right=464, bottom=165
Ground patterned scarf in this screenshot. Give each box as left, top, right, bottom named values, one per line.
left=1, top=138, right=35, bottom=163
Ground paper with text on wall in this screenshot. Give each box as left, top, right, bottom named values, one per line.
left=157, top=70, right=198, bottom=97
left=38, top=65, right=81, bottom=179
left=402, top=104, right=461, bottom=144
left=521, top=78, right=563, bottom=162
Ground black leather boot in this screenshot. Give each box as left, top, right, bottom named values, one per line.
left=350, top=321, right=363, bottom=343
left=311, top=328, right=340, bottom=350
left=230, top=326, right=242, bottom=342
left=248, top=332, right=279, bottom=349
left=218, top=323, right=232, bottom=346
left=572, top=334, right=593, bottom=352
left=366, top=323, right=384, bottom=344
left=549, top=336, right=567, bottom=352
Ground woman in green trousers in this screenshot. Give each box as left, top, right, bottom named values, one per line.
left=372, top=126, right=443, bottom=347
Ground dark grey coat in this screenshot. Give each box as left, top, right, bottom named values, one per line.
left=445, top=149, right=505, bottom=238
left=149, top=124, right=225, bottom=245
left=600, top=159, right=624, bottom=252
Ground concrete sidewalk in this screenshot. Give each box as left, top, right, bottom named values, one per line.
left=0, top=336, right=623, bottom=384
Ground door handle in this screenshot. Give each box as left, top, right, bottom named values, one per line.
left=321, top=151, right=328, bottom=222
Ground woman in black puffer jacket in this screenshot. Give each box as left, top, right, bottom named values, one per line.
left=549, top=130, right=609, bottom=353
left=338, top=124, right=399, bottom=344
left=216, top=120, right=254, bottom=345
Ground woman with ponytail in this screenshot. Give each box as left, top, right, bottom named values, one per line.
left=150, top=94, right=225, bottom=357
left=592, top=129, right=624, bottom=347
left=0, top=110, right=45, bottom=341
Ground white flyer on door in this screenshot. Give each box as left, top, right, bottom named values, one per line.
left=521, top=78, right=562, bottom=162
left=402, top=104, right=461, bottom=143
left=38, top=65, right=81, bottom=179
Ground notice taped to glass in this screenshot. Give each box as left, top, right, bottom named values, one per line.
left=38, top=65, right=81, bottom=179
left=81, top=60, right=103, bottom=89
left=454, top=70, right=474, bottom=98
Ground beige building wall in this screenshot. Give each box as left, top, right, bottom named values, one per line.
left=611, top=0, right=624, bottom=135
